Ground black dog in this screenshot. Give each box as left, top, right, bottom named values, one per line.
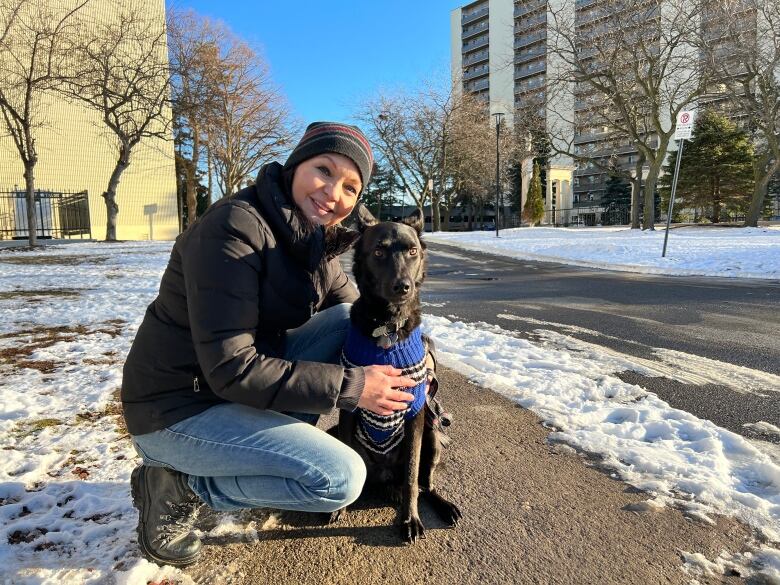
left=329, top=205, right=461, bottom=543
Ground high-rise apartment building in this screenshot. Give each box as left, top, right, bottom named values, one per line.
left=451, top=1, right=514, bottom=114
left=452, top=0, right=575, bottom=224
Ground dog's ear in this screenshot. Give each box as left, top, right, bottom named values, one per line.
left=402, top=208, right=424, bottom=235
left=354, top=202, right=378, bottom=233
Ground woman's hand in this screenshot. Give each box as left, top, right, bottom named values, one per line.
left=359, top=365, right=417, bottom=416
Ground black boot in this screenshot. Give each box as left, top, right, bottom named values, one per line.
left=131, top=464, right=203, bottom=566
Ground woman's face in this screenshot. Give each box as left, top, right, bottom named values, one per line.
left=291, top=153, right=362, bottom=227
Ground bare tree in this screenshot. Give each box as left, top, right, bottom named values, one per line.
left=357, top=92, right=438, bottom=219
left=167, top=9, right=225, bottom=223
left=698, top=0, right=780, bottom=227
left=358, top=84, right=515, bottom=231
left=62, top=0, right=171, bottom=241
left=445, top=91, right=516, bottom=229
left=0, top=0, right=89, bottom=246
left=546, top=0, right=709, bottom=229
left=209, top=39, right=293, bottom=196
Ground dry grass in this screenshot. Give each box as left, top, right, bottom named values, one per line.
left=0, top=289, right=83, bottom=301
left=0, top=255, right=109, bottom=266
left=0, top=321, right=126, bottom=373
left=11, top=418, right=63, bottom=440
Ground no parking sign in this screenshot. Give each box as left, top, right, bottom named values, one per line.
left=675, top=110, right=696, bottom=140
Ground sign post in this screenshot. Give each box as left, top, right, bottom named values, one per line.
left=662, top=109, right=695, bottom=258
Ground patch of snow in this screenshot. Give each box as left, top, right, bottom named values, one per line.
left=427, top=226, right=780, bottom=280
left=745, top=422, right=780, bottom=437
left=422, top=314, right=780, bottom=543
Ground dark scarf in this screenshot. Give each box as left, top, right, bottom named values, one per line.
left=255, top=162, right=358, bottom=271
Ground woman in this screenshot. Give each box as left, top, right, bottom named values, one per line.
left=121, top=122, right=419, bottom=566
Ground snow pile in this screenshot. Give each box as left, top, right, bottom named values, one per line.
left=422, top=315, right=780, bottom=542
left=426, top=226, right=780, bottom=279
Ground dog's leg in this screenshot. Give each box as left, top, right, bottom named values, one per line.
left=419, top=425, right=462, bottom=526
left=400, top=410, right=425, bottom=543
left=326, top=410, right=358, bottom=524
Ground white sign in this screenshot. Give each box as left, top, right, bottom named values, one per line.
left=674, top=109, right=696, bottom=140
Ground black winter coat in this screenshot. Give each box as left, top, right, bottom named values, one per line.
left=121, top=162, right=363, bottom=436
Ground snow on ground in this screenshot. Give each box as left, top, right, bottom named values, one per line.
left=426, top=225, right=780, bottom=280
left=0, top=241, right=778, bottom=584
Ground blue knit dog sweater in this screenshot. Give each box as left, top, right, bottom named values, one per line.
left=341, top=325, right=427, bottom=454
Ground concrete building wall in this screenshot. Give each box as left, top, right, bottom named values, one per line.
left=451, top=7, right=464, bottom=96
left=488, top=0, right=515, bottom=122
left=0, top=0, right=178, bottom=241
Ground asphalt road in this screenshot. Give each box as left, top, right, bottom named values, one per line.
left=407, top=243, right=780, bottom=442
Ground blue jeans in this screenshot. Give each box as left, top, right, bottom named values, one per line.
left=131, top=303, right=366, bottom=513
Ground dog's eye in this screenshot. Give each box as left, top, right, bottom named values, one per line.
left=409, top=247, right=418, bottom=256
left=374, top=249, right=384, bottom=258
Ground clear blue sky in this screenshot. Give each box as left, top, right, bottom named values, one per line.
left=174, top=1, right=462, bottom=126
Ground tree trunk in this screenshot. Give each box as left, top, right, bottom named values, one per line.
left=103, top=149, right=130, bottom=241
left=186, top=123, right=200, bottom=225
left=175, top=153, right=184, bottom=234
left=206, top=139, right=213, bottom=206
left=432, top=194, right=441, bottom=232
left=630, top=156, right=643, bottom=230
left=23, top=163, right=38, bottom=247
left=712, top=176, right=720, bottom=223
left=642, top=162, right=663, bottom=230
left=744, top=155, right=778, bottom=227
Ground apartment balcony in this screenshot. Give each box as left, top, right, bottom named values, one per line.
left=463, top=34, right=489, bottom=52
left=468, top=77, right=490, bottom=92
left=576, top=46, right=599, bottom=60
left=462, top=19, right=490, bottom=40
left=463, top=49, right=489, bottom=67
left=514, top=46, right=546, bottom=65
left=463, top=66, right=490, bottom=82
left=516, top=12, right=546, bottom=30
left=514, top=76, right=545, bottom=95
left=514, top=30, right=546, bottom=49
left=514, top=60, right=546, bottom=80
left=575, top=0, right=601, bottom=10
left=514, top=0, right=546, bottom=19
left=462, top=4, right=489, bottom=25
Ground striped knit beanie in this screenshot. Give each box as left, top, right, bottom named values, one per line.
left=283, top=122, right=374, bottom=192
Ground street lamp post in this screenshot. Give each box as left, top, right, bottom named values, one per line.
left=492, top=112, right=504, bottom=237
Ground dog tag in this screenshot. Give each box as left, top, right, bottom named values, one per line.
left=378, top=333, right=396, bottom=349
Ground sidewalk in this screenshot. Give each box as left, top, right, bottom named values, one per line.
left=180, top=368, right=753, bottom=585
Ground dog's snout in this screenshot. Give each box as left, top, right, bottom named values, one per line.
left=393, top=279, right=412, bottom=295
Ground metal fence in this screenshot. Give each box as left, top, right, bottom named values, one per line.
left=502, top=205, right=633, bottom=228
left=0, top=190, right=92, bottom=240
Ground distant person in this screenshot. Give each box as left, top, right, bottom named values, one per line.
left=121, top=122, right=421, bottom=566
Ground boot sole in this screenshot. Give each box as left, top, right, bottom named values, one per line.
left=131, top=466, right=202, bottom=567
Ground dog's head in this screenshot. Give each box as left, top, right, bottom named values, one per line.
left=352, top=204, right=426, bottom=305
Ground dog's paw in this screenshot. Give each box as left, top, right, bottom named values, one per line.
left=326, top=508, right=346, bottom=524
left=438, top=500, right=462, bottom=526
left=425, top=491, right=462, bottom=526
left=401, top=517, right=425, bottom=543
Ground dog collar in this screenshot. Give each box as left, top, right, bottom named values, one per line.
left=371, top=319, right=406, bottom=349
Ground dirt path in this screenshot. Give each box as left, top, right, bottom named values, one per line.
left=183, top=368, right=754, bottom=585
